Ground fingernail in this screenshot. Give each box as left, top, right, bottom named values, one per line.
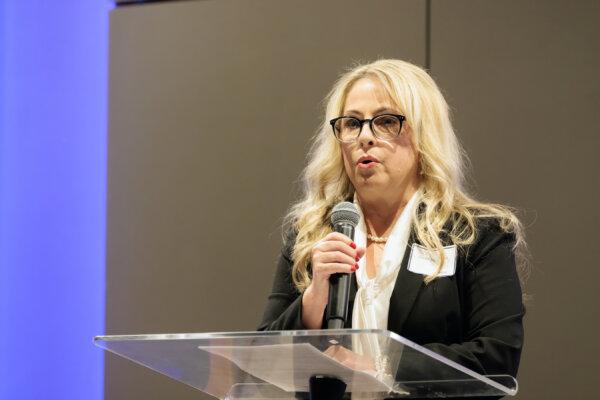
left=350, top=242, right=356, bottom=249
left=354, top=263, right=360, bottom=269
left=355, top=255, right=360, bottom=261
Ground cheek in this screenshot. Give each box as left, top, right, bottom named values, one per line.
left=386, top=146, right=419, bottom=174
left=341, top=148, right=355, bottom=178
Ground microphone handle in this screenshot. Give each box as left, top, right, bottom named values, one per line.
left=326, top=222, right=355, bottom=329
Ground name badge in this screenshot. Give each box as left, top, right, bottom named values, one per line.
left=407, top=243, right=457, bottom=277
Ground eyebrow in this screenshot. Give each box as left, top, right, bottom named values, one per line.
left=343, top=107, right=398, bottom=117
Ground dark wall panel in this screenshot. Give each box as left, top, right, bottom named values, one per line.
left=430, top=1, right=600, bottom=398
left=106, top=0, right=426, bottom=398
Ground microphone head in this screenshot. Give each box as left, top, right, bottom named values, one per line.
left=331, top=201, right=360, bottom=227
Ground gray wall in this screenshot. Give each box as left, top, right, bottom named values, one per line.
left=105, top=0, right=600, bottom=399
left=106, top=1, right=425, bottom=399
left=430, top=1, right=600, bottom=397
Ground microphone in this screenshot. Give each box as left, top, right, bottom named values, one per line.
left=326, top=201, right=360, bottom=329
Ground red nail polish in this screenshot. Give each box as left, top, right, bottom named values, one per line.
left=355, top=255, right=360, bottom=261
left=350, top=242, right=356, bottom=249
left=354, top=263, right=360, bottom=269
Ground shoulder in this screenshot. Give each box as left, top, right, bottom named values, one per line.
left=281, top=226, right=299, bottom=260
left=462, top=216, right=517, bottom=267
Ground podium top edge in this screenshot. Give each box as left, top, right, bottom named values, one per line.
left=94, top=328, right=401, bottom=342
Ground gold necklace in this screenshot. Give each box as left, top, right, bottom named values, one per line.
left=367, top=233, right=389, bottom=243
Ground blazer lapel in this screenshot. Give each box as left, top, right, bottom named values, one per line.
left=387, top=231, right=424, bottom=334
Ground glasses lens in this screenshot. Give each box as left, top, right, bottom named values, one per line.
left=373, top=115, right=401, bottom=139
left=334, top=117, right=361, bottom=141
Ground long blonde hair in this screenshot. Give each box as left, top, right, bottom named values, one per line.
left=285, top=59, right=528, bottom=292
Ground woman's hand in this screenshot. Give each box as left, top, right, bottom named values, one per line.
left=301, top=232, right=365, bottom=329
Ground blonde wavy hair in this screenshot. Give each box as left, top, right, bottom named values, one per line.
left=285, top=59, right=528, bottom=292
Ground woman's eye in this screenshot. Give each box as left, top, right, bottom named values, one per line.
left=343, top=119, right=361, bottom=129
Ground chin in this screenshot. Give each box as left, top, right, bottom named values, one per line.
left=354, top=173, right=384, bottom=188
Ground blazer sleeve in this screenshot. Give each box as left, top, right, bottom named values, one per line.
left=257, top=230, right=306, bottom=331
left=399, top=221, right=525, bottom=384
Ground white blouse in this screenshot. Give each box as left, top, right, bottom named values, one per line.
left=351, top=189, right=421, bottom=331
left=349, top=190, right=422, bottom=393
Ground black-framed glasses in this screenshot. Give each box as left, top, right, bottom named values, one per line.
left=329, top=114, right=406, bottom=143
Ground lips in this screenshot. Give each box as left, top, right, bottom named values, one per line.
left=356, top=154, right=380, bottom=165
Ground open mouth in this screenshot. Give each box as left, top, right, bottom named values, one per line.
left=357, top=155, right=380, bottom=166
left=357, top=159, right=378, bottom=169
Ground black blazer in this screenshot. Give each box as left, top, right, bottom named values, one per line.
left=258, top=217, right=525, bottom=387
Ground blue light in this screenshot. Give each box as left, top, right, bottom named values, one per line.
left=0, top=1, right=108, bottom=399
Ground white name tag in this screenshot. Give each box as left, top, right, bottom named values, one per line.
left=407, top=244, right=457, bottom=277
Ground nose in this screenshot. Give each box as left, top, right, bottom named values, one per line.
left=357, top=119, right=376, bottom=146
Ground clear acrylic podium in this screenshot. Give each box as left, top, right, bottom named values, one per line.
left=94, top=329, right=517, bottom=399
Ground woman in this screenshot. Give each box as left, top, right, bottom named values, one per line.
left=258, top=59, right=527, bottom=385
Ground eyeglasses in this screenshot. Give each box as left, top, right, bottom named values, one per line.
left=329, top=114, right=406, bottom=143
